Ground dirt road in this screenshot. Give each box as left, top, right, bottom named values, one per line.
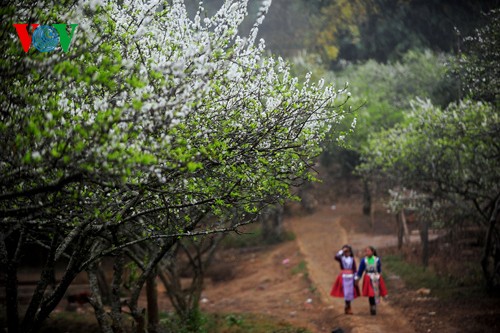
left=288, top=203, right=415, bottom=333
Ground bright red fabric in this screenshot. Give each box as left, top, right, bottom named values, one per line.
left=330, top=271, right=360, bottom=298
left=361, top=274, right=388, bottom=297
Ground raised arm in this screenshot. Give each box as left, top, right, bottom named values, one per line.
left=334, top=249, right=343, bottom=263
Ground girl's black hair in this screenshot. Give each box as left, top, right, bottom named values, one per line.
left=343, top=244, right=354, bottom=257
left=368, top=246, right=378, bottom=257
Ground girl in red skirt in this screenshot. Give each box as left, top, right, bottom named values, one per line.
left=355, top=246, right=388, bottom=315
left=330, top=245, right=360, bottom=314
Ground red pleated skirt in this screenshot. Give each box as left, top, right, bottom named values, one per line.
left=330, top=270, right=360, bottom=298
left=361, top=273, right=388, bottom=297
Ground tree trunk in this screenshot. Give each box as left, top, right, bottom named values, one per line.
left=272, top=205, right=284, bottom=240
left=401, top=210, right=410, bottom=245
left=396, top=213, right=403, bottom=249
left=129, top=240, right=174, bottom=333
left=146, top=268, right=159, bottom=333
left=87, top=264, right=113, bottom=333
left=27, top=228, right=93, bottom=333
left=159, top=234, right=222, bottom=329
left=22, top=233, right=59, bottom=332
left=261, top=204, right=283, bottom=243
left=96, top=263, right=111, bottom=305
left=132, top=310, right=146, bottom=333
left=481, top=197, right=500, bottom=290
left=158, top=264, right=186, bottom=316
left=1, top=231, right=21, bottom=333
left=419, top=217, right=430, bottom=268
left=187, top=262, right=204, bottom=323
left=110, top=254, right=125, bottom=333
left=29, top=260, right=81, bottom=333
left=159, top=246, right=197, bottom=322
left=5, top=255, right=20, bottom=333
left=260, top=208, right=271, bottom=242
left=362, top=179, right=371, bottom=216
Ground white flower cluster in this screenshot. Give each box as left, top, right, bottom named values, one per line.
left=3, top=0, right=350, bottom=215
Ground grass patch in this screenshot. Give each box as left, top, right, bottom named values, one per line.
left=290, top=261, right=317, bottom=295
left=383, top=254, right=485, bottom=299
left=161, top=311, right=311, bottom=333
left=221, top=225, right=296, bottom=249
left=204, top=312, right=311, bottom=333
left=384, top=254, right=448, bottom=289
left=37, top=311, right=310, bottom=333
left=291, top=260, right=308, bottom=278
left=39, top=311, right=101, bottom=333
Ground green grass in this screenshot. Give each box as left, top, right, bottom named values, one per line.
left=384, top=255, right=447, bottom=288
left=291, top=260, right=314, bottom=291
left=39, top=312, right=101, bottom=333
left=37, top=311, right=311, bottom=333
left=291, top=260, right=308, bottom=276
left=203, top=312, right=311, bottom=333
left=220, top=225, right=296, bottom=249
left=161, top=310, right=311, bottom=333
left=383, top=254, right=485, bottom=299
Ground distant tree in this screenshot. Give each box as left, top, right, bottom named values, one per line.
left=359, top=99, right=500, bottom=287
left=312, top=0, right=500, bottom=63
left=453, top=9, right=500, bottom=103
left=313, top=0, right=372, bottom=61
left=300, top=50, right=458, bottom=214
left=358, top=8, right=500, bottom=285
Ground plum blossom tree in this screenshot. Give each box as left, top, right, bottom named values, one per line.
left=358, top=10, right=500, bottom=288
left=359, top=99, right=500, bottom=287
left=0, top=1, right=350, bottom=332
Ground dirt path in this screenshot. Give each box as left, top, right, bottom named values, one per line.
left=288, top=203, right=415, bottom=333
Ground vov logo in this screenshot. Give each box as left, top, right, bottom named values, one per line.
left=13, top=24, right=78, bottom=53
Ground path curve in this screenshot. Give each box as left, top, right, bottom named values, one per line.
left=287, top=205, right=415, bottom=333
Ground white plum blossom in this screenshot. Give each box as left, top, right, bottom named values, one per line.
left=1, top=6, right=352, bottom=326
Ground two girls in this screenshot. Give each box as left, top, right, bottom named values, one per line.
left=331, top=245, right=388, bottom=315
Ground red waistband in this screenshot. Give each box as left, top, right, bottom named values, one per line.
left=341, top=269, right=354, bottom=274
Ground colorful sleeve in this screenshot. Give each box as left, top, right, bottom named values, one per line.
left=355, top=258, right=365, bottom=280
